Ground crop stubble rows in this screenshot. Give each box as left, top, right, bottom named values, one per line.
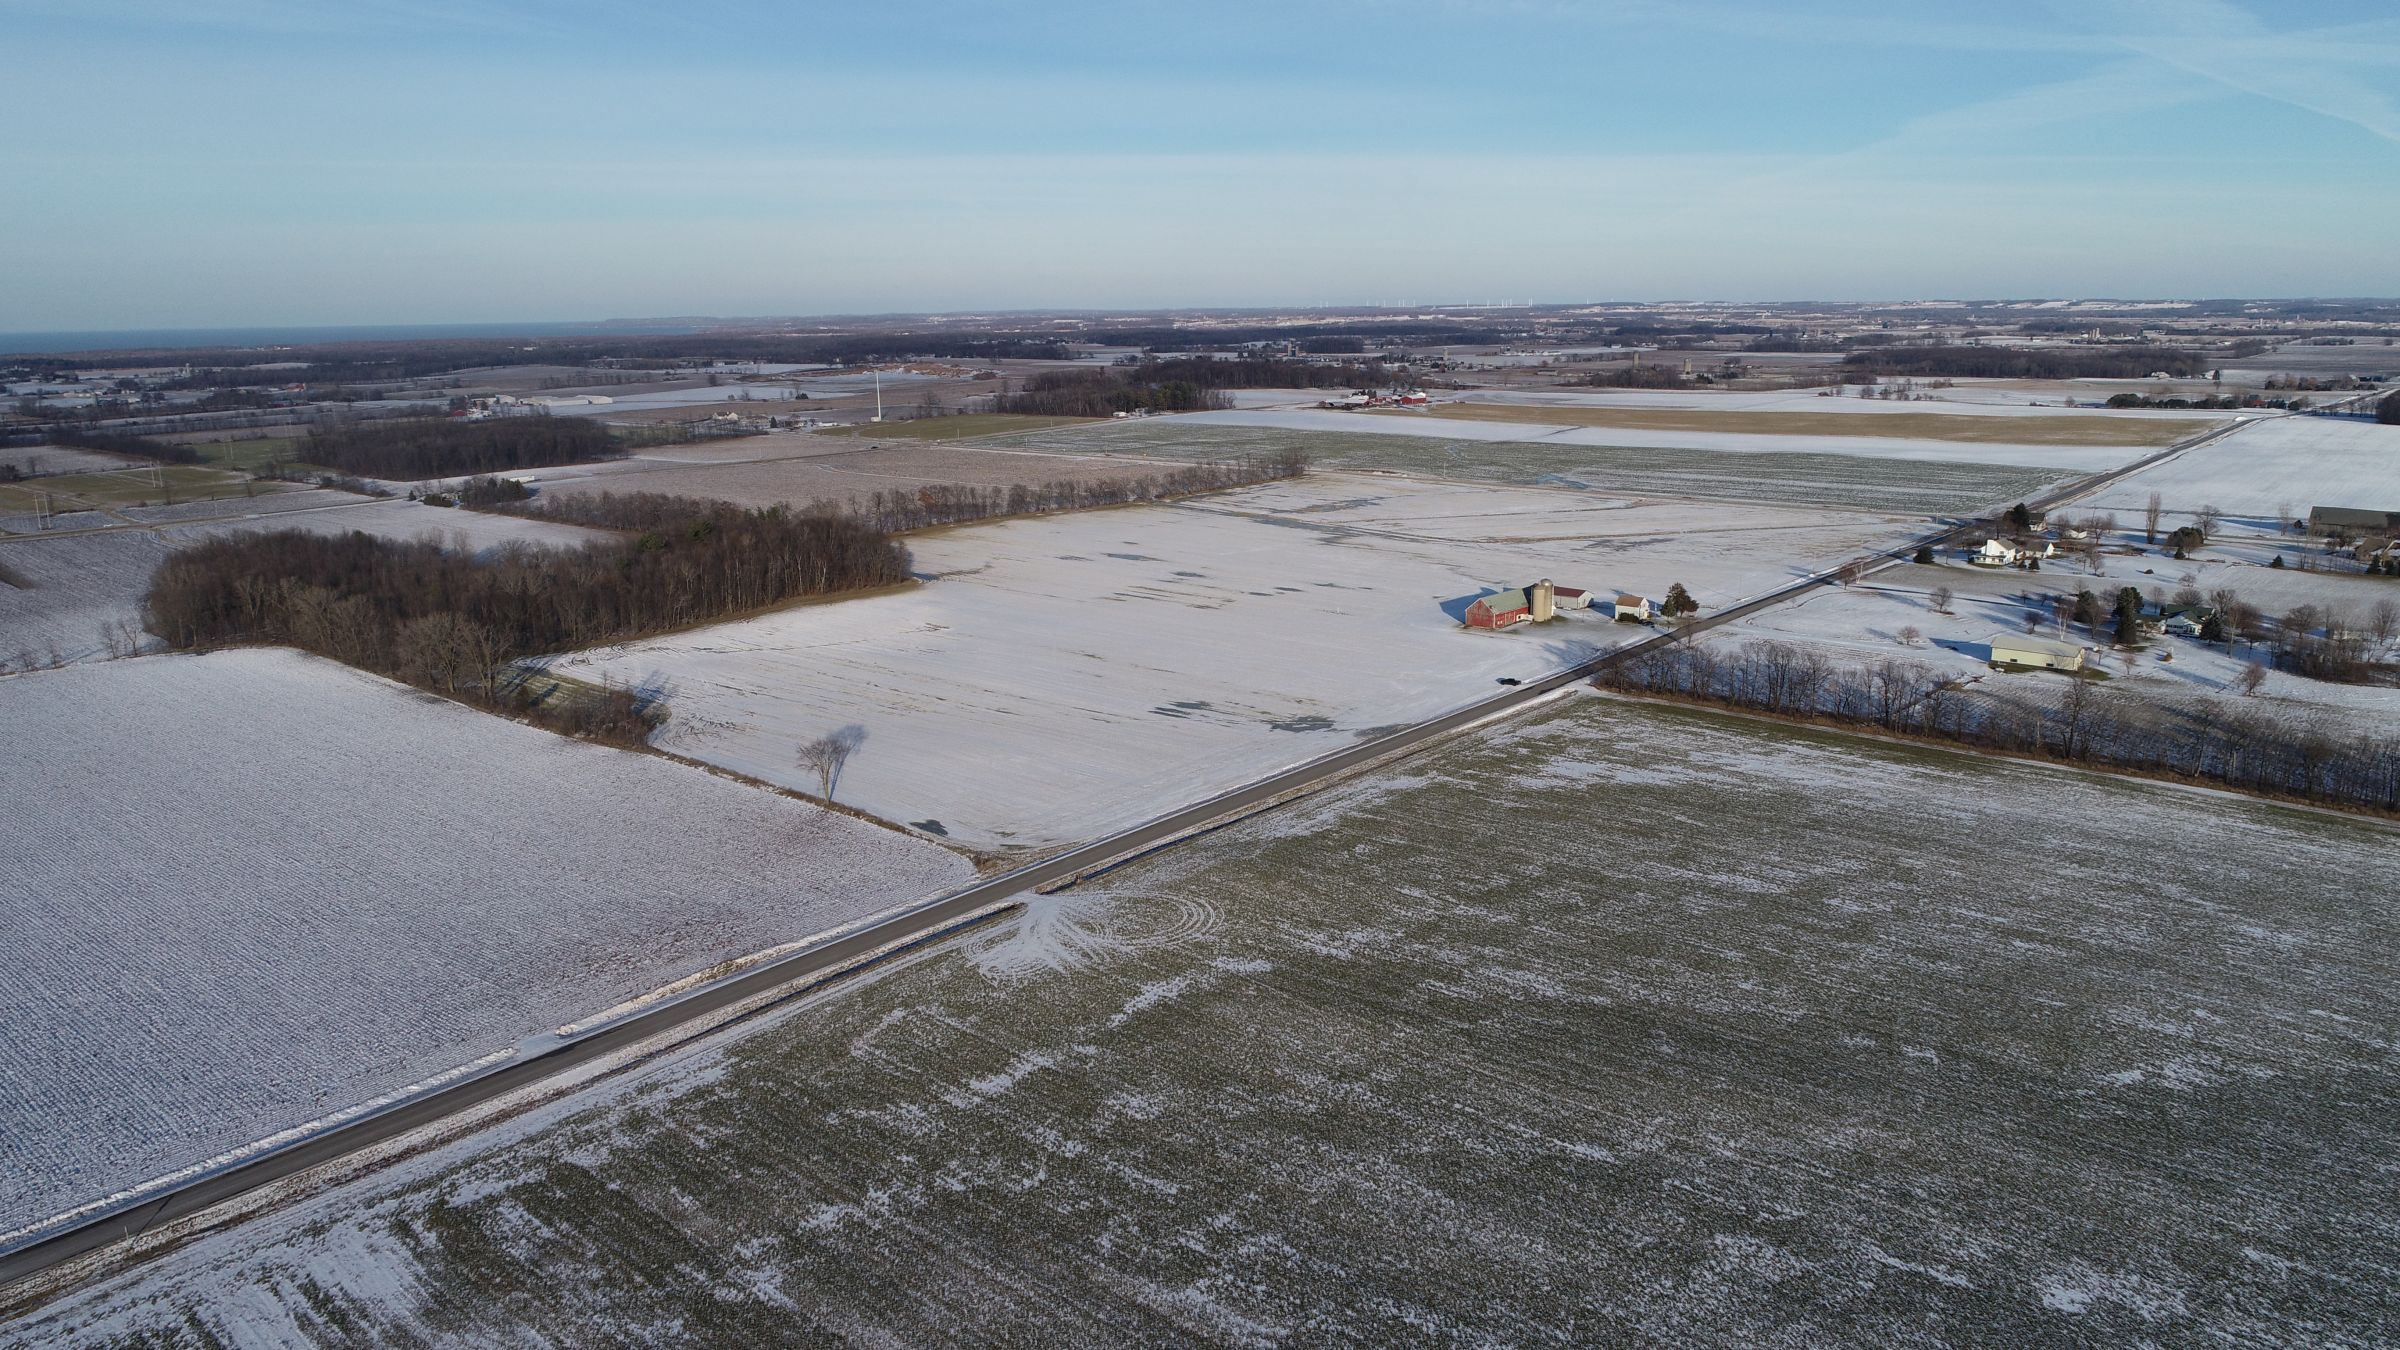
left=17, top=700, right=2393, bottom=1346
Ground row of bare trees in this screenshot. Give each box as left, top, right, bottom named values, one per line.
left=997, top=354, right=1391, bottom=417
left=145, top=504, right=910, bottom=734
left=2277, top=600, right=2396, bottom=682
left=502, top=453, right=1306, bottom=537
left=846, top=453, right=1306, bottom=533
left=51, top=428, right=204, bottom=465
left=304, top=416, right=620, bottom=480
left=1844, top=346, right=2209, bottom=379
left=1600, top=639, right=2400, bottom=813
left=997, top=372, right=1232, bottom=416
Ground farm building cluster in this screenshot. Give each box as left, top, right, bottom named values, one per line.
left=1971, top=538, right=2060, bottom=568
left=2307, top=505, right=2400, bottom=537
left=1318, top=389, right=1433, bottom=410
left=2308, top=504, right=2400, bottom=570
left=1464, top=579, right=1655, bottom=630
left=1964, top=505, right=2117, bottom=570
left=1986, top=593, right=2253, bottom=675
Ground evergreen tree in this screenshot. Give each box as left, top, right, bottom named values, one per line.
left=2113, top=586, right=2144, bottom=646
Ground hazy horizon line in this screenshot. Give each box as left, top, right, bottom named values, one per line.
left=8, top=296, right=2398, bottom=357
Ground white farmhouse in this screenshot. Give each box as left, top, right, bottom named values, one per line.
left=1971, top=538, right=2058, bottom=567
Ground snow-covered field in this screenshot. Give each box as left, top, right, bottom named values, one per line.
left=1163, top=406, right=2181, bottom=472
left=558, top=473, right=1917, bottom=848
left=14, top=699, right=2392, bottom=1347
left=204, top=497, right=607, bottom=552
left=106, top=487, right=364, bottom=526
left=516, top=440, right=1174, bottom=513
left=987, top=419, right=2066, bottom=515
left=2086, top=415, right=2400, bottom=518
left=0, top=531, right=174, bottom=666
left=0, top=649, right=973, bottom=1240
left=536, top=384, right=808, bottom=411
left=1440, top=382, right=2229, bottom=414
left=1, top=485, right=333, bottom=540
left=0, top=501, right=606, bottom=667
left=0, top=446, right=131, bottom=478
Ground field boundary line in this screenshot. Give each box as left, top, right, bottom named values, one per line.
left=1581, top=688, right=2400, bottom=831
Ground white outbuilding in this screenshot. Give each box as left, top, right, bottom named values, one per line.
left=1988, top=633, right=2087, bottom=671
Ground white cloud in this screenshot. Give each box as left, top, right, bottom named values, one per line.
left=2063, top=0, right=2400, bottom=145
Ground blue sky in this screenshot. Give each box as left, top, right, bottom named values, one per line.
left=3, top=0, right=2397, bottom=328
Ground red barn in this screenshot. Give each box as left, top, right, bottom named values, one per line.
left=1465, top=586, right=1533, bottom=630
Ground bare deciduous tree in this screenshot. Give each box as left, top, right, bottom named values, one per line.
left=2280, top=605, right=2323, bottom=652
left=396, top=612, right=499, bottom=695
left=797, top=739, right=844, bottom=803
left=1897, top=625, right=1921, bottom=647
left=2058, top=667, right=2094, bottom=759
left=2144, top=491, right=2163, bottom=544
left=2234, top=662, right=2267, bottom=696
left=796, top=725, right=867, bottom=804
left=1928, top=585, right=1953, bottom=614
